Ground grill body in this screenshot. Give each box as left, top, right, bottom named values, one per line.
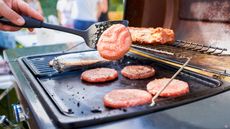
left=17, top=50, right=230, bottom=128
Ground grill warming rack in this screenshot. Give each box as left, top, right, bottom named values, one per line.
left=132, top=40, right=227, bottom=56
left=174, top=40, right=227, bottom=55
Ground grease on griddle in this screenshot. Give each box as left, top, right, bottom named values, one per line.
left=91, top=106, right=102, bottom=113
left=118, top=108, right=128, bottom=112
left=68, top=109, right=73, bottom=113
left=122, top=109, right=127, bottom=112
left=91, top=109, right=102, bottom=113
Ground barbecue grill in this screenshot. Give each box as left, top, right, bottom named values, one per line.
left=4, top=0, right=230, bottom=129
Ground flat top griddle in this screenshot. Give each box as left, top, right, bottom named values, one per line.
left=18, top=50, right=230, bottom=128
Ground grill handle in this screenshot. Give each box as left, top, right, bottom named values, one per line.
left=0, top=15, right=42, bottom=28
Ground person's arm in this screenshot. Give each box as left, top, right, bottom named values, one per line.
left=0, top=0, right=44, bottom=31
left=97, top=0, right=108, bottom=20
left=100, top=0, right=108, bottom=13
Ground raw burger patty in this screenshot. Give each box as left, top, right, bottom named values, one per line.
left=97, top=24, right=132, bottom=60
left=121, top=65, right=155, bottom=79
left=147, top=78, right=189, bottom=97
left=104, top=89, right=152, bottom=108
left=128, top=27, right=175, bottom=44
left=81, top=68, right=118, bottom=83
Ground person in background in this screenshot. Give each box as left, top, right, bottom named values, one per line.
left=97, top=0, right=109, bottom=22
left=71, top=0, right=99, bottom=30
left=25, top=0, right=43, bottom=16
left=56, top=0, right=74, bottom=28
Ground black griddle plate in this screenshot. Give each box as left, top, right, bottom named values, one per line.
left=17, top=50, right=230, bottom=128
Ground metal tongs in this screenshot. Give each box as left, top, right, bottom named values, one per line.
left=149, top=57, right=191, bottom=106
left=0, top=15, right=128, bottom=49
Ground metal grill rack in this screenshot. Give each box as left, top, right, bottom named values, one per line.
left=132, top=40, right=228, bottom=56
left=173, top=40, right=227, bottom=55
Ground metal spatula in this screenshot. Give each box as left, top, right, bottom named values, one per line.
left=0, top=15, right=128, bottom=49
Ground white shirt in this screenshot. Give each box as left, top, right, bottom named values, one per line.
left=71, top=0, right=99, bottom=21
left=57, top=0, right=74, bottom=26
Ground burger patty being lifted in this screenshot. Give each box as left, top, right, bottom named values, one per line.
left=97, top=24, right=132, bottom=60
left=128, top=27, right=175, bottom=44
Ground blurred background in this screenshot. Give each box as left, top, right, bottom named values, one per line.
left=0, top=0, right=125, bottom=50
left=0, top=1, right=125, bottom=128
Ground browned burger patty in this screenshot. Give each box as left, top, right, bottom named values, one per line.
left=81, top=68, right=118, bottom=83
left=147, top=78, right=189, bottom=97
left=104, top=89, right=152, bottom=108
left=128, top=27, right=175, bottom=44
left=121, top=65, right=155, bottom=79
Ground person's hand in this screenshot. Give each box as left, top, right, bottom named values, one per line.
left=0, top=0, right=44, bottom=31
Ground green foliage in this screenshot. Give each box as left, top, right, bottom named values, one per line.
left=40, top=0, right=58, bottom=17
left=109, top=0, right=124, bottom=11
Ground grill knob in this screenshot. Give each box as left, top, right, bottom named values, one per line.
left=12, top=104, right=29, bottom=123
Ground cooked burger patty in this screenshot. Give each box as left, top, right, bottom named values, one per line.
left=104, top=89, right=152, bottom=108
left=147, top=78, right=189, bottom=97
left=97, top=24, right=132, bottom=60
left=121, top=65, right=155, bottom=79
left=128, top=27, right=175, bottom=44
left=81, top=68, right=118, bottom=83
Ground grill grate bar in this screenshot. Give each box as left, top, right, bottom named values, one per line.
left=26, top=57, right=58, bottom=75
left=173, top=40, right=227, bottom=55
left=131, top=44, right=175, bottom=56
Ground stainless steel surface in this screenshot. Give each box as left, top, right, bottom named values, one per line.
left=131, top=44, right=175, bottom=56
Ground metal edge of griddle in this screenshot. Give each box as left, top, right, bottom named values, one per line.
left=17, top=56, right=230, bottom=128
left=17, top=57, right=82, bottom=124
left=20, top=56, right=77, bottom=116
left=17, top=51, right=230, bottom=128
left=129, top=48, right=230, bottom=78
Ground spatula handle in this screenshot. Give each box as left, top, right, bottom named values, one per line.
left=0, top=15, right=43, bottom=28
left=0, top=15, right=86, bottom=37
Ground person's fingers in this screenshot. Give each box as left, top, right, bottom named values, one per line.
left=28, top=28, right=34, bottom=32
left=0, top=0, right=25, bottom=26
left=15, top=0, right=44, bottom=21
left=0, top=23, right=21, bottom=31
